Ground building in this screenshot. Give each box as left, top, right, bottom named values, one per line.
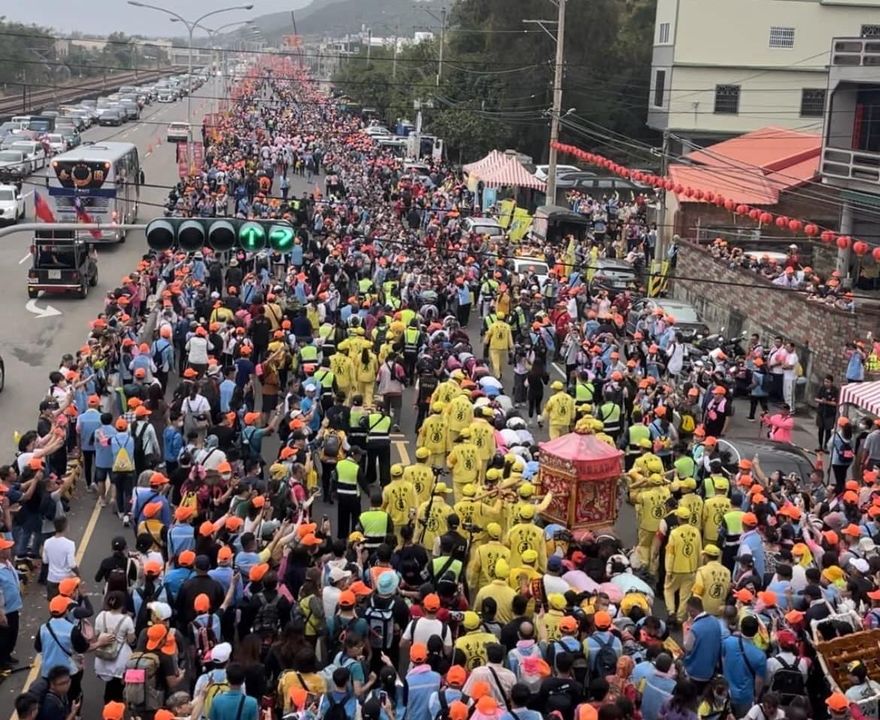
left=647, top=0, right=880, bottom=155
left=821, top=36, right=880, bottom=255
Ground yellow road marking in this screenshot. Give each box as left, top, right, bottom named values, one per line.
left=393, top=440, right=411, bottom=465
left=11, top=498, right=103, bottom=720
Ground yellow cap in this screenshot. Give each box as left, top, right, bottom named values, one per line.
left=415, top=446, right=430, bottom=460
left=431, top=402, right=445, bottom=413
left=434, top=482, right=452, bottom=495
left=548, top=593, right=567, bottom=611
left=649, top=473, right=665, bottom=485
left=458, top=426, right=472, bottom=439
left=681, top=477, right=697, bottom=491
left=486, top=522, right=502, bottom=539
left=522, top=549, right=539, bottom=564
left=518, top=504, right=536, bottom=520
left=551, top=380, right=564, bottom=391
left=486, top=468, right=502, bottom=481
left=494, top=559, right=510, bottom=579
left=519, top=482, right=536, bottom=499
left=703, top=544, right=721, bottom=557
left=451, top=369, right=465, bottom=380
left=638, top=437, right=653, bottom=449
left=462, top=483, right=477, bottom=497
left=462, top=611, right=481, bottom=630
left=675, top=506, right=691, bottom=519
left=390, top=464, right=404, bottom=478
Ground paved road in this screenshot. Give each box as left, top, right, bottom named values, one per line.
left=0, top=83, right=825, bottom=713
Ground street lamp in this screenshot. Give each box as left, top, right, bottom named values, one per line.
left=128, top=0, right=253, bottom=155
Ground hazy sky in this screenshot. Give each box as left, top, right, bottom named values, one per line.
left=4, top=1, right=308, bottom=37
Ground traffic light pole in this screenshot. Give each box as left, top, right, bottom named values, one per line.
left=0, top=223, right=148, bottom=239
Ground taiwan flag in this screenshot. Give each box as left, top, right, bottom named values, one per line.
left=33, top=191, right=56, bottom=223
left=74, top=199, right=102, bottom=239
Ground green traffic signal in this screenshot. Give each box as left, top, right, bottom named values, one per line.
left=268, top=224, right=295, bottom=252
left=238, top=221, right=267, bottom=252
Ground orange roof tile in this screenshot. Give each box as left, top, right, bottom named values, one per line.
left=668, top=165, right=778, bottom=206
left=684, top=127, right=821, bottom=173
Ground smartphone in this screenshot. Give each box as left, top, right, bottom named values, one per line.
left=379, top=691, right=388, bottom=704
left=322, top=515, right=329, bottom=523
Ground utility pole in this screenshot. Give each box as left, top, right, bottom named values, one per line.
left=367, top=28, right=372, bottom=63
left=546, top=0, right=566, bottom=205
left=436, top=6, right=446, bottom=87
left=657, top=129, right=670, bottom=259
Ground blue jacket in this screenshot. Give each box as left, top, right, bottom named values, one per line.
left=94, top=424, right=117, bottom=469
left=77, top=409, right=102, bottom=452
left=683, top=613, right=722, bottom=682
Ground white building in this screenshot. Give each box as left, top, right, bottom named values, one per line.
left=647, top=0, right=880, bottom=154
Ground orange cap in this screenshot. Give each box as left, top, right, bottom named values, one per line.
left=594, top=610, right=612, bottom=629
left=178, top=550, right=196, bottom=567
left=102, top=701, right=126, bottom=720
left=194, top=593, right=211, bottom=612
left=143, top=501, right=162, bottom=519
left=144, top=560, right=162, bottom=576
left=827, top=693, right=850, bottom=712
left=410, top=643, right=428, bottom=663
left=249, top=563, right=269, bottom=582
left=225, top=516, right=243, bottom=532
left=199, top=521, right=215, bottom=537
left=175, top=505, right=195, bottom=522
left=58, top=577, right=81, bottom=597
left=742, top=512, right=758, bottom=525
left=218, top=546, right=233, bottom=562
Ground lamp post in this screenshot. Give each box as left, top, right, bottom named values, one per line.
left=128, top=0, right=252, bottom=158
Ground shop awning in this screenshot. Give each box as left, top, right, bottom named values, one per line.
left=464, top=150, right=547, bottom=191
left=840, top=380, right=880, bottom=417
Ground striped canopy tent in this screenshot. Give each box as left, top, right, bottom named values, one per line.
left=840, top=380, right=880, bottom=417
left=464, top=150, right=546, bottom=191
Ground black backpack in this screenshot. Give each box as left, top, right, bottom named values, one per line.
left=362, top=596, right=395, bottom=650
left=769, top=656, right=806, bottom=705
left=132, top=423, right=150, bottom=470
left=324, top=694, right=351, bottom=720
left=593, top=634, right=618, bottom=679
left=253, top=592, right=282, bottom=636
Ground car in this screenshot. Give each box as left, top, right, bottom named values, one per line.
left=534, top=164, right=582, bottom=181
left=28, top=238, right=98, bottom=299
left=62, top=132, right=81, bottom=149
left=157, top=89, right=175, bottom=103
left=569, top=175, right=651, bottom=195
left=60, top=113, right=85, bottom=131
left=716, top=438, right=816, bottom=481
left=0, top=151, right=29, bottom=180
left=363, top=125, right=391, bottom=137
left=590, top=258, right=638, bottom=297
left=556, top=170, right=598, bottom=188
left=511, top=257, right=551, bottom=287
left=626, top=298, right=711, bottom=342
left=166, top=122, right=190, bottom=143
left=97, top=109, right=125, bottom=126
left=7, top=141, right=46, bottom=172
left=117, top=100, right=139, bottom=121
left=0, top=184, right=25, bottom=225
left=462, top=216, right=505, bottom=239
left=44, top=134, right=68, bottom=155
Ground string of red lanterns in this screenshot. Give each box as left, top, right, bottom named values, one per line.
left=551, top=141, right=880, bottom=263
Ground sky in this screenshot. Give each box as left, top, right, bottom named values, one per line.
left=4, top=1, right=308, bottom=37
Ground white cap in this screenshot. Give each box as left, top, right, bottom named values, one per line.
left=148, top=602, right=172, bottom=621
left=210, top=642, right=232, bottom=663
left=328, top=566, right=352, bottom=584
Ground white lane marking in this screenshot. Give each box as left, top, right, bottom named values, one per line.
left=25, top=299, right=62, bottom=318
left=552, top=362, right=567, bottom=378
left=18, top=252, right=31, bottom=265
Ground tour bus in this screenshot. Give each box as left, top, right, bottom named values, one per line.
left=47, top=142, right=142, bottom=242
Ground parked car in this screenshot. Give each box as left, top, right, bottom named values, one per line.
left=97, top=109, right=125, bottom=126
left=626, top=298, right=710, bottom=343
left=0, top=184, right=25, bottom=225
left=166, top=122, right=190, bottom=143
left=534, top=164, right=582, bottom=182
left=157, top=88, right=175, bottom=103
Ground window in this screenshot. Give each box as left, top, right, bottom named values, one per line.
left=862, top=24, right=880, bottom=38
left=769, top=26, right=795, bottom=49
left=658, top=22, right=671, bottom=44
left=800, top=88, right=826, bottom=118
left=653, top=70, right=666, bottom=107
left=714, top=84, right=740, bottom=114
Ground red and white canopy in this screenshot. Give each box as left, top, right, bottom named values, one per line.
left=840, top=380, right=880, bottom=417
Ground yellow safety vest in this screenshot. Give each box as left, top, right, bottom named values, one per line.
left=336, top=459, right=360, bottom=496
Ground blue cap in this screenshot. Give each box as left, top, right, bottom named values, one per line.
left=547, top=555, right=563, bottom=572
left=376, top=571, right=400, bottom=596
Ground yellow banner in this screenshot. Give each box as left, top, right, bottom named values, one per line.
left=508, top=208, right=532, bottom=242
left=648, top=260, right=670, bottom=297
left=497, top=199, right=516, bottom=229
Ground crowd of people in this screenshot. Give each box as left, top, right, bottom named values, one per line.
left=5, top=56, right=880, bottom=720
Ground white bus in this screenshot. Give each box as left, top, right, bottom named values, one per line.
left=47, top=142, right=142, bottom=242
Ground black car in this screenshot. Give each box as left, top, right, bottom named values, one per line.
left=98, top=109, right=124, bottom=127
left=716, top=438, right=816, bottom=480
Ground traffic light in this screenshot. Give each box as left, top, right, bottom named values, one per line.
left=145, top=218, right=297, bottom=253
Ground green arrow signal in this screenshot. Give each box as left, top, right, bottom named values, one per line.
left=238, top=221, right=266, bottom=251
left=269, top=224, right=295, bottom=252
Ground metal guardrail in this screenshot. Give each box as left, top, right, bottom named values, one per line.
left=0, top=66, right=187, bottom=119
left=0, top=222, right=147, bottom=239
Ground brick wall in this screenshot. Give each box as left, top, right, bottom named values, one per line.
left=672, top=241, right=880, bottom=397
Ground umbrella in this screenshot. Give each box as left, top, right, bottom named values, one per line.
left=610, top=573, right=655, bottom=599
left=561, top=570, right=601, bottom=594
left=598, top=582, right=624, bottom=604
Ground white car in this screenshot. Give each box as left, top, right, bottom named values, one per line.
left=0, top=184, right=25, bottom=225
left=157, top=91, right=175, bottom=103
left=166, top=122, right=190, bottom=143
left=0, top=150, right=30, bottom=180
left=45, top=133, right=68, bottom=155
left=8, top=140, right=46, bottom=172
left=462, top=216, right=505, bottom=239
left=363, top=125, right=391, bottom=137
left=533, top=164, right=582, bottom=181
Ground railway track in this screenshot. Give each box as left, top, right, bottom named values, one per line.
left=0, top=66, right=187, bottom=119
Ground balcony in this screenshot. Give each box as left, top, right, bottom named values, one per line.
left=822, top=146, right=880, bottom=186
left=832, top=38, right=880, bottom=67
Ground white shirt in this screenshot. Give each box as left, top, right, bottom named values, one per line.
left=182, top=394, right=211, bottom=419
left=94, top=610, right=135, bottom=679
left=402, top=616, right=452, bottom=650
left=186, top=336, right=210, bottom=364
left=783, top=351, right=799, bottom=381
left=42, top=536, right=77, bottom=582
left=767, top=346, right=787, bottom=375
left=323, top=585, right=342, bottom=622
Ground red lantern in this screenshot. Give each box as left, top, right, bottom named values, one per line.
left=837, top=235, right=851, bottom=250
left=705, top=191, right=716, bottom=202
left=775, top=216, right=788, bottom=229
left=873, top=247, right=880, bottom=262
left=684, top=187, right=695, bottom=198
left=820, top=230, right=835, bottom=244
left=748, top=209, right=761, bottom=221
left=621, top=169, right=630, bottom=179
left=664, top=179, right=675, bottom=191
left=633, top=172, right=643, bottom=182
left=854, top=241, right=869, bottom=256
left=788, top=219, right=803, bottom=233
left=804, top=223, right=819, bottom=237
left=759, top=212, right=773, bottom=224
left=715, top=195, right=726, bottom=207
left=674, top=184, right=684, bottom=194
left=735, top=204, right=748, bottom=215
left=693, top=189, right=704, bottom=201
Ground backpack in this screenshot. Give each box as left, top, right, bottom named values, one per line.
left=190, top=617, right=217, bottom=665
left=680, top=412, right=696, bottom=434
left=323, top=693, right=352, bottom=720
left=323, top=431, right=341, bottom=458
left=592, top=634, right=618, bottom=679
left=106, top=556, right=137, bottom=595
left=203, top=673, right=232, bottom=718
left=319, top=654, right=358, bottom=692
left=132, top=422, right=150, bottom=470
left=179, top=490, right=199, bottom=515
left=769, top=656, right=806, bottom=705
left=93, top=613, right=128, bottom=661
left=241, top=426, right=260, bottom=461
left=253, top=592, right=283, bottom=636
left=434, top=689, right=471, bottom=720
left=123, top=651, right=163, bottom=710
left=152, top=340, right=169, bottom=369
left=514, top=651, right=551, bottom=696
left=112, top=437, right=135, bottom=473
left=362, top=596, right=395, bottom=650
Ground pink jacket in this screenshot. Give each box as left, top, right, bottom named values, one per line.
left=763, top=413, right=794, bottom=443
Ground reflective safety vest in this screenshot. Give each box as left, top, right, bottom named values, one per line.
left=358, top=277, right=373, bottom=294
left=366, top=412, right=392, bottom=442
left=722, top=509, right=744, bottom=549
left=349, top=408, right=368, bottom=442
left=299, top=345, right=319, bottom=363
left=597, top=402, right=622, bottom=433
left=336, top=458, right=360, bottom=496
left=483, top=314, right=497, bottom=333
left=314, top=368, right=335, bottom=392
left=627, top=423, right=651, bottom=450
left=432, top=555, right=463, bottom=582
left=574, top=380, right=594, bottom=403
left=359, top=510, right=391, bottom=548
left=404, top=327, right=421, bottom=353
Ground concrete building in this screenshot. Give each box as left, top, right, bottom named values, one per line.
left=821, top=35, right=880, bottom=263
left=647, top=0, right=880, bottom=155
